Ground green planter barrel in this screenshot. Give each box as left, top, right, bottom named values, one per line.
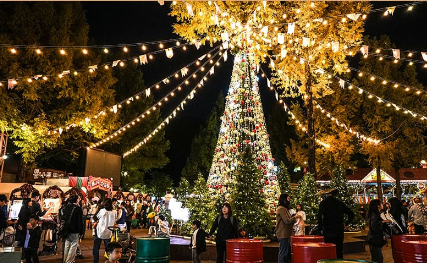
left=136, top=237, right=170, bottom=263
left=317, top=260, right=375, bottom=263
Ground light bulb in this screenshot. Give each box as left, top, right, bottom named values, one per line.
left=104, top=48, right=109, bottom=53
left=82, top=49, right=88, bottom=54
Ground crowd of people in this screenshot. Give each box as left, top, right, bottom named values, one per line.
left=0, top=191, right=170, bottom=263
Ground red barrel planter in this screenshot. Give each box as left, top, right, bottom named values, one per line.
left=401, top=240, right=427, bottom=263
left=226, top=239, right=263, bottom=263
left=392, top=235, right=427, bottom=263
left=292, top=242, right=337, bottom=263
left=291, top=235, right=324, bottom=245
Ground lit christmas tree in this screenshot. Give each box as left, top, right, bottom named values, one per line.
left=182, top=174, right=216, bottom=235
left=330, top=165, right=365, bottom=230
left=231, top=147, right=273, bottom=238
left=207, top=45, right=280, bottom=213
left=277, top=161, right=292, bottom=195
left=295, top=173, right=319, bottom=224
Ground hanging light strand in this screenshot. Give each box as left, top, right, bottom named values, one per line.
left=91, top=49, right=225, bottom=149
left=122, top=52, right=225, bottom=157
left=1, top=41, right=195, bottom=85
left=331, top=74, right=427, bottom=121
left=46, top=45, right=222, bottom=136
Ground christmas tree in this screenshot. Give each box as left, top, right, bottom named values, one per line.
left=175, top=177, right=191, bottom=208
left=231, top=147, right=273, bottom=238
left=207, top=44, right=280, bottom=213
left=277, top=161, right=292, bottom=195
left=330, top=166, right=365, bottom=230
left=295, top=173, right=320, bottom=225
left=182, top=174, right=216, bottom=235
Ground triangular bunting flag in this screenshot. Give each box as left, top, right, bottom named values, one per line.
left=256, top=65, right=260, bottom=73
left=198, top=55, right=206, bottom=60
left=7, top=79, right=16, bottom=89
left=392, top=49, right=400, bottom=59
left=360, top=45, right=369, bottom=56
left=346, top=13, right=361, bottom=21
left=224, top=50, right=228, bottom=61
left=281, top=48, right=287, bottom=59
left=422, top=52, right=427, bottom=62
left=165, top=48, right=174, bottom=58
left=214, top=2, right=221, bottom=15
left=261, top=26, right=268, bottom=37
left=210, top=66, right=214, bottom=75
left=303, top=37, right=310, bottom=47
left=158, top=0, right=164, bottom=6
left=186, top=2, right=194, bottom=16
left=386, top=6, right=396, bottom=15
left=139, top=55, right=148, bottom=65
left=270, top=60, right=275, bottom=69
left=58, top=127, right=63, bottom=135
left=162, top=78, right=168, bottom=84
left=181, top=68, right=189, bottom=76
left=339, top=79, right=345, bottom=88
left=275, top=91, right=279, bottom=101
left=287, top=23, right=295, bottom=34
left=267, top=78, right=270, bottom=88
left=113, top=60, right=120, bottom=67
left=173, top=110, right=177, bottom=117
left=88, top=65, right=98, bottom=71
left=62, top=70, right=71, bottom=75
left=195, top=40, right=201, bottom=50
left=113, top=105, right=118, bottom=114
left=313, top=18, right=323, bottom=23
left=222, top=41, right=229, bottom=50
left=221, top=32, right=229, bottom=42
left=145, top=88, right=151, bottom=97
left=278, top=33, right=285, bottom=44
left=181, top=102, right=184, bottom=110
left=331, top=42, right=339, bottom=52
left=34, top=75, right=42, bottom=80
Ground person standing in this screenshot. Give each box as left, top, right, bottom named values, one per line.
left=209, top=203, right=239, bottom=263
left=22, top=215, right=42, bottom=263
left=125, top=200, right=134, bottom=232
left=293, top=203, right=306, bottom=236
left=92, top=198, right=117, bottom=263
left=62, top=195, right=85, bottom=263
left=276, top=194, right=294, bottom=263
left=0, top=194, right=11, bottom=231
left=17, top=191, right=44, bottom=246
left=367, top=199, right=390, bottom=263
left=317, top=189, right=355, bottom=259
left=408, top=197, right=426, bottom=234
left=189, top=220, right=208, bottom=263
left=116, top=202, right=127, bottom=232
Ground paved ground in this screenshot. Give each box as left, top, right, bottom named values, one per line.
left=35, top=228, right=394, bottom=263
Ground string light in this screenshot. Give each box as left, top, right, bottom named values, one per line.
left=60, top=49, right=66, bottom=55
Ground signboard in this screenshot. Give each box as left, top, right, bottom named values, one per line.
left=33, top=168, right=67, bottom=179
left=43, top=198, right=61, bottom=214
left=8, top=200, right=23, bottom=220
left=87, top=176, right=113, bottom=197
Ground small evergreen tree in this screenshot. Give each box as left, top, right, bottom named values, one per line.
left=295, top=173, right=319, bottom=225
left=231, top=147, right=273, bottom=238
left=277, top=161, right=291, bottom=194
left=175, top=177, right=191, bottom=208
left=182, top=174, right=216, bottom=235
left=330, top=166, right=365, bottom=230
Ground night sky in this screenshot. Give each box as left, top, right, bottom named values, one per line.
left=81, top=2, right=427, bottom=185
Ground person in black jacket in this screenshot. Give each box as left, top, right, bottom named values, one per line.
left=17, top=191, right=45, bottom=246
left=367, top=199, right=390, bottom=263
left=61, top=195, right=85, bottom=263
left=209, top=203, right=239, bottom=263
left=189, top=220, right=209, bottom=263
left=23, top=214, right=42, bottom=263
left=317, top=189, right=355, bottom=259
left=0, top=194, right=11, bottom=231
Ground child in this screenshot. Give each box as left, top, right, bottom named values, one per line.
left=156, top=214, right=170, bottom=237
left=189, top=220, right=209, bottom=263
left=105, top=242, right=123, bottom=263
left=238, top=228, right=247, bottom=238
left=23, top=214, right=42, bottom=263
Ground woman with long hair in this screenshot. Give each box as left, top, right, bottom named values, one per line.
left=388, top=197, right=408, bottom=234
left=367, top=199, right=390, bottom=263
left=276, top=194, right=294, bottom=263
left=209, top=203, right=239, bottom=263
left=92, top=198, right=117, bottom=263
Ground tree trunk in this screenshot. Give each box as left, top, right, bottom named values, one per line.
left=376, top=157, right=383, bottom=202
left=305, top=64, right=316, bottom=177
left=394, top=165, right=402, bottom=200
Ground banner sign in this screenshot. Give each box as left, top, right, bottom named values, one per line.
left=33, top=168, right=67, bottom=179
left=87, top=176, right=113, bottom=197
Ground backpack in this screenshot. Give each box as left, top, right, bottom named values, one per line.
left=217, top=215, right=234, bottom=226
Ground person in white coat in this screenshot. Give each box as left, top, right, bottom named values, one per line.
left=92, top=198, right=117, bottom=263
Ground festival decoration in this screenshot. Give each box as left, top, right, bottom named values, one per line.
left=207, top=46, right=280, bottom=212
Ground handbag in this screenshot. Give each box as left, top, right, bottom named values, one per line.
left=58, top=206, right=76, bottom=239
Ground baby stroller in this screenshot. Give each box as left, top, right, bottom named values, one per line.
left=1, top=224, right=16, bottom=247
left=105, top=226, right=135, bottom=263
left=38, top=220, right=58, bottom=255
